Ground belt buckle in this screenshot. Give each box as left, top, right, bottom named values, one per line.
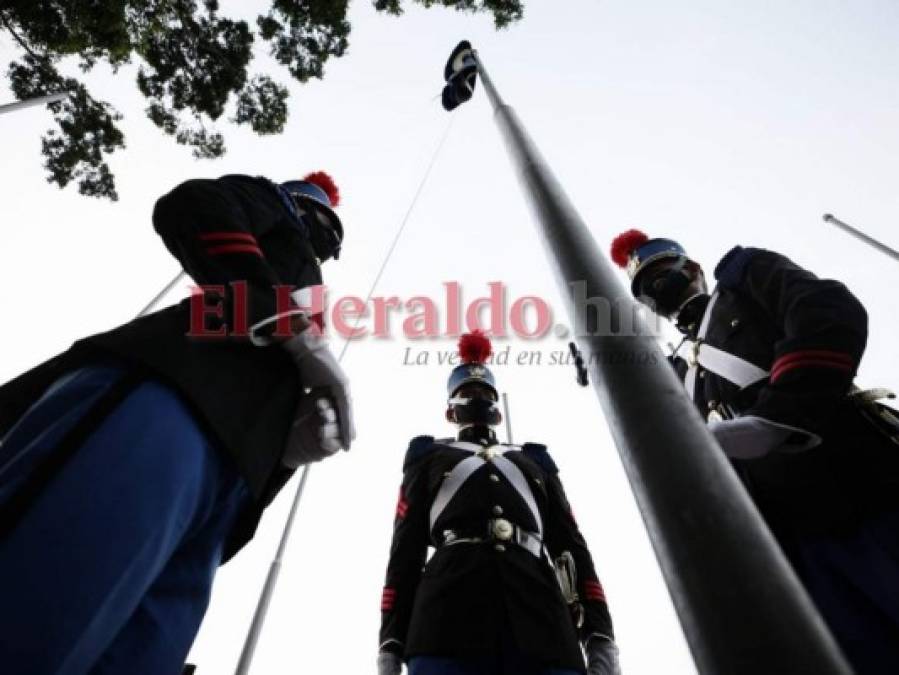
left=492, top=518, right=513, bottom=541
left=478, top=446, right=500, bottom=461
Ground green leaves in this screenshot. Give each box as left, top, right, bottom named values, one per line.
left=1, top=0, right=523, bottom=200
left=372, top=0, right=524, bottom=29
left=135, top=1, right=252, bottom=159
left=8, top=54, right=124, bottom=199
left=234, top=75, right=289, bottom=134
left=257, top=0, right=350, bottom=82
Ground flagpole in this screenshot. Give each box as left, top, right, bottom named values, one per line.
left=823, top=213, right=899, bottom=263
left=234, top=466, right=311, bottom=675
left=457, top=44, right=851, bottom=675
left=501, top=392, right=513, bottom=444
left=136, top=272, right=185, bottom=318
left=0, top=93, right=68, bottom=117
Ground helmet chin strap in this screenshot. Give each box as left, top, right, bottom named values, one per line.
left=673, top=291, right=705, bottom=322
left=448, top=396, right=501, bottom=427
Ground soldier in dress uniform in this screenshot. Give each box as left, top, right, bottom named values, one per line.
left=377, top=331, right=621, bottom=675
left=610, top=229, right=899, bottom=675
left=0, top=172, right=355, bottom=674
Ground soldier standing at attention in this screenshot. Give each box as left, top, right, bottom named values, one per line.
left=611, top=229, right=899, bottom=675
left=377, top=331, right=621, bottom=675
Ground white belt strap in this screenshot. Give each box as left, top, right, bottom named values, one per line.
left=428, top=442, right=544, bottom=536
left=696, top=344, right=769, bottom=389
left=492, top=455, right=543, bottom=537
left=684, top=291, right=769, bottom=397
left=429, top=454, right=484, bottom=530
left=684, top=292, right=719, bottom=399
left=697, top=291, right=718, bottom=336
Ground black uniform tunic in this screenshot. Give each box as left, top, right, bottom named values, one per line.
left=0, top=175, right=323, bottom=557
left=673, top=245, right=899, bottom=537
left=379, top=433, right=615, bottom=672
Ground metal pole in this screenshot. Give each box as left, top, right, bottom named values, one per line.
left=0, top=93, right=68, bottom=117
left=234, top=109, right=459, bottom=675
left=501, top=392, right=513, bottom=444
left=134, top=270, right=311, bottom=675
left=235, top=465, right=311, bottom=675
left=470, top=48, right=850, bottom=675
left=136, top=271, right=185, bottom=318
left=823, top=213, right=899, bottom=263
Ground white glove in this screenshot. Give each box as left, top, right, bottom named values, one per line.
left=281, top=395, right=343, bottom=468
left=586, top=636, right=622, bottom=675
left=377, top=651, right=403, bottom=675
left=281, top=330, right=355, bottom=466
left=708, top=415, right=820, bottom=460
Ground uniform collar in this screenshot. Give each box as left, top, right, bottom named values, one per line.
left=271, top=180, right=311, bottom=237
left=675, top=293, right=711, bottom=339
left=457, top=425, right=497, bottom=446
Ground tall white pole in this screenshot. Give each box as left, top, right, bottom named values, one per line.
left=136, top=272, right=185, bottom=318
left=502, top=392, right=513, bottom=444
left=235, top=466, right=312, bottom=675
left=0, top=93, right=68, bottom=117
left=823, top=213, right=899, bottom=263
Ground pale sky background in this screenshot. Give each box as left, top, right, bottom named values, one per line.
left=2, top=1, right=899, bottom=673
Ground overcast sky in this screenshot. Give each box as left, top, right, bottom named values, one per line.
left=2, top=1, right=899, bottom=673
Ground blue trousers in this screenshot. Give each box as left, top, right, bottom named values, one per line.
left=408, top=658, right=580, bottom=675
left=786, top=509, right=899, bottom=675
left=408, top=640, right=582, bottom=675
left=0, top=365, right=250, bottom=675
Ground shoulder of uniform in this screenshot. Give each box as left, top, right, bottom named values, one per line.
left=220, top=173, right=260, bottom=184
left=713, top=246, right=760, bottom=288
left=521, top=442, right=559, bottom=474
left=403, top=435, right=437, bottom=471
left=715, top=246, right=798, bottom=291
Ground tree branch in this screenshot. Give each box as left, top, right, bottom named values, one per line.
left=0, top=13, right=43, bottom=62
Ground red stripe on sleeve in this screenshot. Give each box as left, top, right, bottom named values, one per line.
left=584, top=580, right=606, bottom=602
left=395, top=487, right=409, bottom=519
left=206, top=243, right=264, bottom=257
left=770, top=350, right=855, bottom=383
left=381, top=587, right=396, bottom=611
left=772, top=350, right=854, bottom=369
left=199, top=232, right=258, bottom=243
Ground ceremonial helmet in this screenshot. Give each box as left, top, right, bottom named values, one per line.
left=446, top=331, right=501, bottom=427
left=281, top=171, right=344, bottom=261
left=610, top=229, right=688, bottom=296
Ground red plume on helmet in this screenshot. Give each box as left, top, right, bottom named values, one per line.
left=458, top=330, right=492, bottom=365
left=302, top=171, right=340, bottom=207
left=610, top=229, right=649, bottom=268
